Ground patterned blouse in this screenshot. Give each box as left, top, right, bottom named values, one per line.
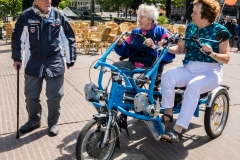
left=183, top=22, right=231, bottom=65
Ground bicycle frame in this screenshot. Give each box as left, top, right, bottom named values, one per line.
left=87, top=31, right=219, bottom=146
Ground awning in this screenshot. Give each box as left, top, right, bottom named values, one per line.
left=61, top=7, right=79, bottom=17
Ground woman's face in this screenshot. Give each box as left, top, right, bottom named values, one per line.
left=191, top=3, right=203, bottom=26
left=138, top=13, right=153, bottom=30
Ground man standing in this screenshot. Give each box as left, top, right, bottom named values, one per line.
left=11, top=0, right=76, bottom=136
left=227, top=19, right=238, bottom=50
left=220, top=14, right=231, bottom=27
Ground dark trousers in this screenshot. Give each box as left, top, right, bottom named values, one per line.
left=24, top=74, right=64, bottom=127
left=229, top=35, right=236, bottom=49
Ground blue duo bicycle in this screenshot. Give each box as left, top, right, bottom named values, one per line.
left=75, top=30, right=230, bottom=160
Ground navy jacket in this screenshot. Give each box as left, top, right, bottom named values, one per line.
left=114, top=24, right=175, bottom=67
left=12, top=7, right=76, bottom=78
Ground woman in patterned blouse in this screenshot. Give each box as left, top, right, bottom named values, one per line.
left=159, top=0, right=231, bottom=142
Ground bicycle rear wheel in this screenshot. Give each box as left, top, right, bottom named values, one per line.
left=204, top=90, right=229, bottom=138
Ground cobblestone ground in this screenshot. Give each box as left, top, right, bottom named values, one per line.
left=0, top=39, right=240, bottom=160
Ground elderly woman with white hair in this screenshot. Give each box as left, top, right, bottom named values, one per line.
left=114, top=4, right=174, bottom=68
left=113, top=4, right=175, bottom=126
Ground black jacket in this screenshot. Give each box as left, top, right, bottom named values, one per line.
left=12, top=7, right=76, bottom=78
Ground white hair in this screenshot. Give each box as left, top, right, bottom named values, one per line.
left=137, top=4, right=159, bottom=24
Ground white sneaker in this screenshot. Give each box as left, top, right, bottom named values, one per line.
left=145, top=121, right=161, bottom=141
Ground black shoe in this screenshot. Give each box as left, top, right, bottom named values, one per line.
left=116, top=114, right=129, bottom=137
left=119, top=113, right=127, bottom=121
left=49, top=125, right=59, bottom=137
left=19, top=120, right=41, bottom=133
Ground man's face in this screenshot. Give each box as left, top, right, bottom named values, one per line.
left=225, top=16, right=229, bottom=21
left=35, top=0, right=52, bottom=14
left=232, top=20, right=237, bottom=25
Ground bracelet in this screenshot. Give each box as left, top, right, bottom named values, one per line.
left=211, top=52, right=217, bottom=58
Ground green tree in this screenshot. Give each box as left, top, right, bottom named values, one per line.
left=58, top=0, right=71, bottom=10
left=95, top=0, right=183, bottom=12
left=96, top=0, right=132, bottom=12
left=0, top=0, right=22, bottom=16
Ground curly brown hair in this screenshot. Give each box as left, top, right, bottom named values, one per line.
left=193, top=0, right=220, bottom=23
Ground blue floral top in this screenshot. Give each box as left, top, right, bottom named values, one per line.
left=183, top=22, right=231, bottom=65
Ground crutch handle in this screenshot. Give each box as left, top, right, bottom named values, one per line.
left=17, top=64, right=20, bottom=70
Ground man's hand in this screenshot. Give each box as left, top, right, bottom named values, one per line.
left=13, top=62, right=22, bottom=71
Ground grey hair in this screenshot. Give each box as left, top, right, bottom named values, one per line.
left=137, top=4, right=159, bottom=24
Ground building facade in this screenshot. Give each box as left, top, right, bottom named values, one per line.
left=69, top=0, right=100, bottom=12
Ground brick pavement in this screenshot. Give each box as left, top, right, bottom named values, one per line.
left=0, top=39, right=240, bottom=160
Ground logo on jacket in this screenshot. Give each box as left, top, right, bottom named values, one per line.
left=30, top=27, right=35, bottom=33
left=28, top=19, right=40, bottom=23
left=55, top=19, right=60, bottom=26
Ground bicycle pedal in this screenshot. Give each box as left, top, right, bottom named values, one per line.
left=160, top=138, right=172, bottom=143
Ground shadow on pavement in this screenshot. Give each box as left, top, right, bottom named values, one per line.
left=56, top=130, right=80, bottom=160
left=0, top=49, right=12, bottom=54
left=0, top=128, right=48, bottom=153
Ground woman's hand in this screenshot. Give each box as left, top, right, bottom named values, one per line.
left=114, top=36, right=123, bottom=45
left=200, top=44, right=213, bottom=55
left=143, top=38, right=154, bottom=47
left=143, top=38, right=156, bottom=49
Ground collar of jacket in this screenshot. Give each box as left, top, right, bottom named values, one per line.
left=33, top=9, right=55, bottom=24
left=141, top=24, right=157, bottom=34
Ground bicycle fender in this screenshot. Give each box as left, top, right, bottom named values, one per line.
left=92, top=113, right=121, bottom=148
left=206, top=86, right=229, bottom=107
left=93, top=113, right=107, bottom=118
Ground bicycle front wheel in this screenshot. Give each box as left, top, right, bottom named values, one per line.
left=75, top=117, right=117, bottom=160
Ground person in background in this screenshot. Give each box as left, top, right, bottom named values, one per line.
left=227, top=19, right=238, bottom=50
left=12, top=0, right=76, bottom=137
left=220, top=14, right=230, bottom=27
left=235, top=22, right=240, bottom=52
left=152, top=0, right=231, bottom=142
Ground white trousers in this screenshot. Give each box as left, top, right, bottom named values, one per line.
left=161, top=61, right=223, bottom=129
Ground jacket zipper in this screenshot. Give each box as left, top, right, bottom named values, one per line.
left=48, top=26, right=51, bottom=41
left=39, top=21, right=43, bottom=77
left=37, top=26, right=39, bottom=40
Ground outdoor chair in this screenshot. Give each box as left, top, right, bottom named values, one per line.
left=89, top=25, right=106, bottom=38
left=162, top=24, right=170, bottom=28
left=165, top=27, right=174, bottom=33
left=72, top=27, right=88, bottom=53
left=4, top=23, right=13, bottom=43
left=177, top=26, right=186, bottom=35
left=122, top=22, right=133, bottom=28
left=128, top=24, right=138, bottom=32
left=87, top=27, right=112, bottom=54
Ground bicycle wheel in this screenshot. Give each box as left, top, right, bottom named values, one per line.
left=75, top=117, right=117, bottom=160
left=204, top=90, right=229, bottom=138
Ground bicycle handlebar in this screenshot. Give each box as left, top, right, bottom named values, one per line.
left=94, top=31, right=228, bottom=79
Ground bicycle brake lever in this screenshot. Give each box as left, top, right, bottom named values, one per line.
left=190, top=36, right=211, bottom=55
